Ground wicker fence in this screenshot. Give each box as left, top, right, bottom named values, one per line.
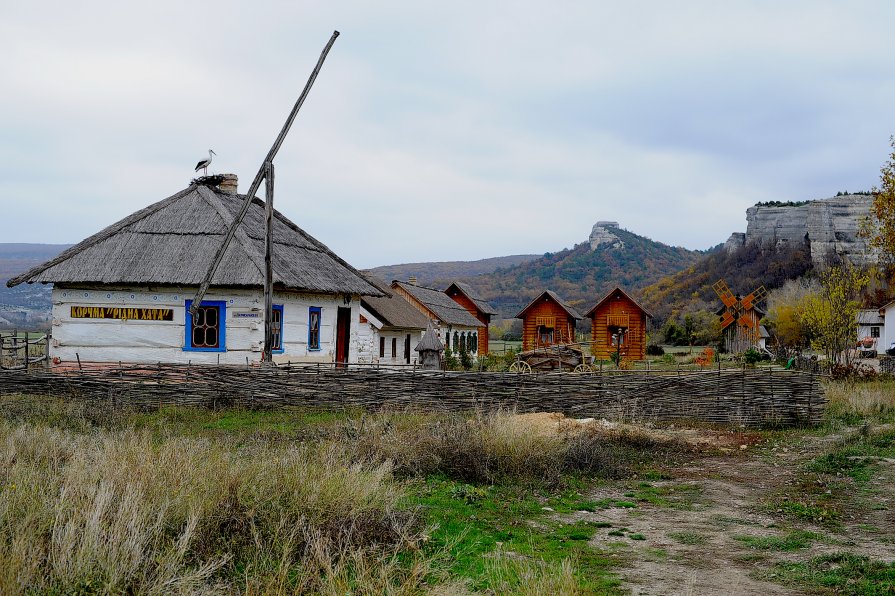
left=0, top=363, right=825, bottom=427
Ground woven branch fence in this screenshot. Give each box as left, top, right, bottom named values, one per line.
left=0, top=363, right=825, bottom=427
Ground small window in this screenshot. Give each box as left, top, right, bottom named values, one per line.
left=444, top=331, right=450, bottom=350
left=391, top=337, right=397, bottom=358
left=871, top=326, right=881, bottom=338
left=184, top=300, right=226, bottom=352
left=308, top=307, right=321, bottom=350
left=471, top=332, right=478, bottom=354
left=379, top=336, right=385, bottom=358
left=271, top=305, right=284, bottom=352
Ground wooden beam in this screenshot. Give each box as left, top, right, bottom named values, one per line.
left=263, top=161, right=275, bottom=363
left=190, top=30, right=340, bottom=315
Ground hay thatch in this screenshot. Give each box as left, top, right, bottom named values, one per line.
left=7, top=183, right=383, bottom=297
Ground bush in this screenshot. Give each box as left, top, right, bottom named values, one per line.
left=646, top=344, right=665, bottom=356
left=743, top=347, right=762, bottom=365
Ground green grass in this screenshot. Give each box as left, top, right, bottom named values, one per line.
left=735, top=530, right=821, bottom=551
left=807, top=426, right=895, bottom=483
left=409, top=477, right=622, bottom=593
left=771, top=553, right=895, bottom=594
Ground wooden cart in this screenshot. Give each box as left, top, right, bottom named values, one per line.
left=508, top=343, right=594, bottom=373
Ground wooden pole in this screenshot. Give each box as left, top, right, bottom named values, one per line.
left=263, top=161, right=275, bottom=363
left=191, top=30, right=340, bottom=315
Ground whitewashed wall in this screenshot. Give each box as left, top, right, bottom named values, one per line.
left=880, top=305, right=895, bottom=353
left=355, top=307, right=423, bottom=366
left=51, top=285, right=361, bottom=366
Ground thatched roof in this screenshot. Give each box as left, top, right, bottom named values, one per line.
left=7, top=183, right=383, bottom=297
left=516, top=290, right=583, bottom=320
left=361, top=274, right=430, bottom=330
left=585, top=286, right=652, bottom=319
left=394, top=281, right=483, bottom=327
left=415, top=321, right=444, bottom=353
left=445, top=281, right=498, bottom=316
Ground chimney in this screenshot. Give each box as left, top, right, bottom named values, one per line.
left=218, top=173, right=238, bottom=194
left=408, top=276, right=418, bottom=285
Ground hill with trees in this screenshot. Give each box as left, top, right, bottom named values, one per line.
left=368, top=254, right=540, bottom=288
left=439, top=227, right=704, bottom=319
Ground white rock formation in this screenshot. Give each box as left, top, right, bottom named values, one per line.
left=590, top=221, right=624, bottom=250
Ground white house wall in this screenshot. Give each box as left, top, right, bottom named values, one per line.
left=51, top=285, right=360, bottom=366
left=356, top=326, right=424, bottom=366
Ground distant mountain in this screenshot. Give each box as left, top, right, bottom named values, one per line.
left=436, top=224, right=705, bottom=319
left=0, top=243, right=71, bottom=329
left=368, top=255, right=541, bottom=288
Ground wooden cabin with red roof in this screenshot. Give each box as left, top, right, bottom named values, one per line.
left=445, top=281, right=497, bottom=354
left=586, top=287, right=652, bottom=363
left=515, top=290, right=583, bottom=351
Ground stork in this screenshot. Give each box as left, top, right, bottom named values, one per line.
left=194, top=149, right=216, bottom=176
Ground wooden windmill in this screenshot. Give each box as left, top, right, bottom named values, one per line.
left=712, top=279, right=767, bottom=351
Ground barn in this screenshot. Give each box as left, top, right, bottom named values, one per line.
left=586, top=286, right=651, bottom=363
left=6, top=175, right=383, bottom=367
left=515, top=290, right=583, bottom=352
left=357, top=275, right=430, bottom=366
left=391, top=280, right=483, bottom=356
left=445, top=281, right=498, bottom=354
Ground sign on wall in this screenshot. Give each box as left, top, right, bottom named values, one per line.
left=70, top=306, right=174, bottom=321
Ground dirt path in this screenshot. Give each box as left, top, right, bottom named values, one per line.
left=564, top=427, right=894, bottom=595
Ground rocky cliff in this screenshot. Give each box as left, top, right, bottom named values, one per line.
left=589, top=221, right=624, bottom=250
left=725, top=194, right=875, bottom=265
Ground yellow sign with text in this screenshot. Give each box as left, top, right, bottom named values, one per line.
left=70, top=306, right=174, bottom=321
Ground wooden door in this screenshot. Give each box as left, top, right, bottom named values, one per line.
left=336, top=307, right=351, bottom=366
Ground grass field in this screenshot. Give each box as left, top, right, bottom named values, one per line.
left=0, top=379, right=891, bottom=593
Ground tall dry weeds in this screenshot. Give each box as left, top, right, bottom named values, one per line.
left=0, top=421, right=431, bottom=594
left=823, top=379, right=895, bottom=423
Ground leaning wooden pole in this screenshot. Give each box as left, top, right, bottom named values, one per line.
left=263, top=161, right=275, bottom=363
left=190, top=30, right=340, bottom=315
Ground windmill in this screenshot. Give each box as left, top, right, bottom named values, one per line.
left=712, top=279, right=768, bottom=349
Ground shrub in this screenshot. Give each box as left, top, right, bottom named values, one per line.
left=743, top=347, right=762, bottom=365
left=646, top=344, right=665, bottom=356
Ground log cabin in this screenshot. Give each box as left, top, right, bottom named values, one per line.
left=515, top=290, right=583, bottom=352
left=444, top=281, right=497, bottom=354
left=391, top=280, right=483, bottom=357
left=586, top=287, right=651, bottom=363
left=5, top=175, right=383, bottom=368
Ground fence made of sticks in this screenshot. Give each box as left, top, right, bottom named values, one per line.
left=0, top=331, right=49, bottom=371
left=0, top=362, right=825, bottom=427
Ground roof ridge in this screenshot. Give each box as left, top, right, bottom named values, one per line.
left=197, top=186, right=266, bottom=282
left=7, top=185, right=198, bottom=287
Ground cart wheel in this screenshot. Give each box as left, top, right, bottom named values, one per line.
left=509, top=361, right=532, bottom=374
left=573, top=364, right=592, bottom=374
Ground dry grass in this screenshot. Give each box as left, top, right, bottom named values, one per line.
left=823, top=379, right=895, bottom=423
left=0, top=421, right=434, bottom=594
left=347, top=409, right=689, bottom=487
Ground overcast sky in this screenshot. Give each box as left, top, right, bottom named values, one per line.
left=3, top=1, right=894, bottom=267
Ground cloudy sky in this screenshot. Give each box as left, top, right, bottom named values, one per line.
left=3, top=1, right=894, bottom=267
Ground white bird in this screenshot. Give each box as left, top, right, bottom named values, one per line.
left=195, top=149, right=216, bottom=176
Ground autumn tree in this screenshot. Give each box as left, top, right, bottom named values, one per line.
left=868, top=136, right=895, bottom=272
left=764, top=278, right=819, bottom=348
left=800, top=264, right=869, bottom=366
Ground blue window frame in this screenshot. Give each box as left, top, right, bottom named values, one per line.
left=271, top=305, right=284, bottom=353
left=184, top=300, right=227, bottom=352
left=308, top=306, right=321, bottom=351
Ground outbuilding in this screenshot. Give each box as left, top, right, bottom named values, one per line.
left=6, top=175, right=382, bottom=368
left=515, top=290, right=583, bottom=352
left=391, top=280, right=484, bottom=357
left=357, top=274, right=430, bottom=366
left=586, top=286, right=651, bottom=363
left=445, top=281, right=498, bottom=354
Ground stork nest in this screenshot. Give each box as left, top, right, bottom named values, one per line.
left=191, top=174, right=226, bottom=187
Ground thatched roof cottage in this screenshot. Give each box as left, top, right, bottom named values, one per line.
left=391, top=280, right=484, bottom=356
left=7, top=175, right=383, bottom=367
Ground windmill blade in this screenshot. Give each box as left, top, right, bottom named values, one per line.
left=738, top=314, right=757, bottom=330
left=719, top=311, right=735, bottom=329
left=712, top=280, right=738, bottom=307
left=741, top=286, right=768, bottom=310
